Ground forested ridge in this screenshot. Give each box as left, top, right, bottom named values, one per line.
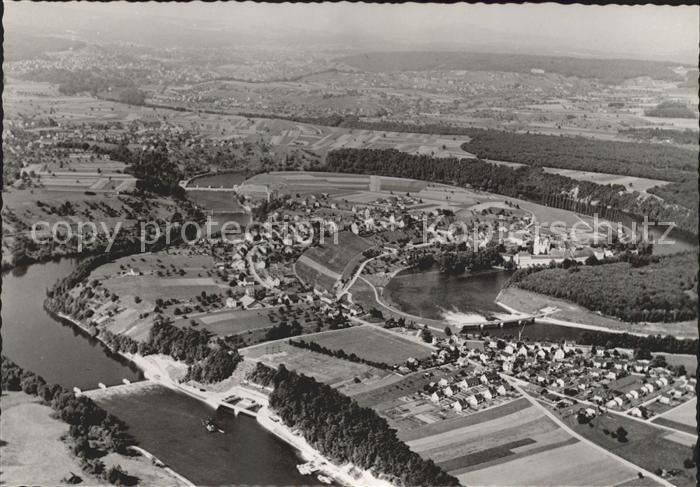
left=510, top=252, right=698, bottom=323
left=325, top=148, right=698, bottom=235
left=459, top=129, right=697, bottom=182
left=247, top=363, right=459, bottom=486
left=336, top=51, right=685, bottom=84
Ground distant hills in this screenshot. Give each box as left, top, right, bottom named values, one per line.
left=336, top=51, right=689, bottom=84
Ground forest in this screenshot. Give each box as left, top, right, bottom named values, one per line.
left=1, top=356, right=138, bottom=485
left=459, top=129, right=696, bottom=182
left=644, top=100, right=698, bottom=119
left=510, top=252, right=698, bottom=323
left=324, top=148, right=698, bottom=235
left=577, top=332, right=698, bottom=355
left=246, top=363, right=459, bottom=487
left=336, top=51, right=685, bottom=84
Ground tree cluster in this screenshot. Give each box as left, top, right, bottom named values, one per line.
left=246, top=363, right=459, bottom=486
left=511, top=252, right=697, bottom=323
left=578, top=331, right=697, bottom=355
left=1, top=356, right=137, bottom=485
left=288, top=339, right=393, bottom=370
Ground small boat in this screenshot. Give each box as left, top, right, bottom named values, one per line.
left=202, top=417, right=219, bottom=433
left=296, top=462, right=316, bottom=475
left=317, top=474, right=332, bottom=485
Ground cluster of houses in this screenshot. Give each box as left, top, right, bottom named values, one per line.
left=423, top=370, right=513, bottom=413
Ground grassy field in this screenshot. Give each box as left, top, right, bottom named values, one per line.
left=542, top=167, right=671, bottom=192
left=561, top=405, right=697, bottom=487
left=242, top=341, right=389, bottom=386
left=301, top=231, right=373, bottom=275
left=455, top=440, right=640, bottom=486
left=394, top=392, right=640, bottom=486
left=306, top=325, right=433, bottom=365
left=173, top=308, right=276, bottom=336
left=652, top=398, right=697, bottom=435
left=0, top=391, right=101, bottom=486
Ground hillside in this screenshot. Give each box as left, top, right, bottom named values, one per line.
left=510, top=252, right=698, bottom=323
left=337, top=51, right=686, bottom=84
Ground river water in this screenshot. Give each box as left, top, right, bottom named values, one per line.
left=384, top=266, right=612, bottom=342
left=385, top=268, right=514, bottom=320
left=1, top=258, right=308, bottom=485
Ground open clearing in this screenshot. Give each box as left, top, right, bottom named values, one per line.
left=652, top=397, right=697, bottom=435
left=562, top=404, right=697, bottom=487
left=0, top=391, right=99, bottom=486
left=542, top=167, right=670, bottom=192
left=306, top=325, right=433, bottom=365
left=242, top=341, right=390, bottom=386
left=395, top=394, right=639, bottom=486
left=455, top=441, right=639, bottom=486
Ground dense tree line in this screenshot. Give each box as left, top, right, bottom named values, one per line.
left=459, top=130, right=696, bottom=182
left=324, top=148, right=698, bottom=235
left=183, top=348, right=241, bottom=384
left=647, top=179, right=699, bottom=222
left=101, top=146, right=186, bottom=198
left=288, top=339, right=392, bottom=370
left=1, top=356, right=137, bottom=485
left=265, top=320, right=303, bottom=340
left=510, top=252, right=698, bottom=323
left=247, top=363, right=459, bottom=486
left=20, top=68, right=135, bottom=96
left=577, top=332, right=698, bottom=355
left=644, top=100, right=698, bottom=119
left=337, top=51, right=684, bottom=84
left=118, top=87, right=146, bottom=106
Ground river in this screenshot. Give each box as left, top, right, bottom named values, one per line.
left=384, top=267, right=514, bottom=321
left=384, top=266, right=624, bottom=343
left=1, top=258, right=309, bottom=485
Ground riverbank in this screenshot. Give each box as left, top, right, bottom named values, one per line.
left=497, top=287, right=698, bottom=338
left=0, top=390, right=188, bottom=487
left=128, top=353, right=394, bottom=487
left=50, top=283, right=374, bottom=486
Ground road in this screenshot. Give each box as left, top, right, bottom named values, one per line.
left=504, top=376, right=675, bottom=487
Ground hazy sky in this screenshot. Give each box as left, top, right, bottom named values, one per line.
left=5, top=2, right=698, bottom=62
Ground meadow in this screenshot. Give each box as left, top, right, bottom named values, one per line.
left=242, top=341, right=390, bottom=386
left=305, top=325, right=433, bottom=365
left=563, top=405, right=697, bottom=487
left=652, top=398, right=697, bottom=435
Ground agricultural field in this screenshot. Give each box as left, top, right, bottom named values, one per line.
left=73, top=249, right=231, bottom=341
left=542, top=167, right=670, bottom=193
left=652, top=398, right=697, bottom=435
left=301, top=231, right=372, bottom=276
left=304, top=325, right=433, bottom=365
left=295, top=230, right=373, bottom=293
left=392, top=395, right=641, bottom=486
left=242, top=340, right=392, bottom=388
left=561, top=404, right=697, bottom=487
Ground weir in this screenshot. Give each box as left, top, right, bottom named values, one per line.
left=79, top=379, right=157, bottom=398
